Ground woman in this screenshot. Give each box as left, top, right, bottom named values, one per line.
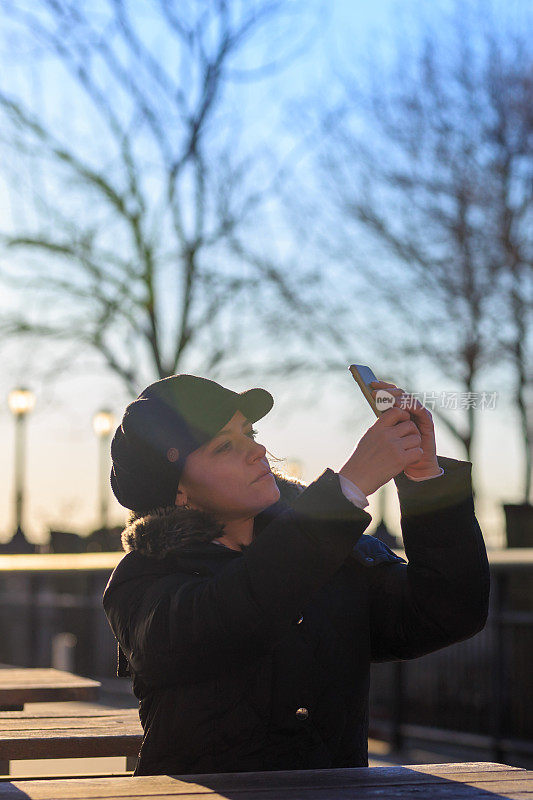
left=103, top=373, right=489, bottom=775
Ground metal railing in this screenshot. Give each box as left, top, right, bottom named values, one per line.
left=369, top=548, right=533, bottom=764
left=0, top=553, right=121, bottom=677
left=0, top=549, right=531, bottom=764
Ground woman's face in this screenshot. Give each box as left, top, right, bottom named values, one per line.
left=175, top=409, right=280, bottom=521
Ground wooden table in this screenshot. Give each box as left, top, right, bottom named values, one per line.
left=0, top=669, right=100, bottom=710
left=0, top=762, right=530, bottom=798
left=0, top=706, right=141, bottom=771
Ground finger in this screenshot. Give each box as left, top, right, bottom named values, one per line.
left=371, top=385, right=416, bottom=409
left=369, top=383, right=426, bottom=413
left=395, top=420, right=420, bottom=437
left=388, top=391, right=427, bottom=416
left=399, top=398, right=432, bottom=421
left=401, top=433, right=423, bottom=450
left=405, top=447, right=425, bottom=462
left=370, top=385, right=409, bottom=413
left=371, top=386, right=405, bottom=397
left=369, top=381, right=401, bottom=391
left=379, top=406, right=411, bottom=426
left=373, top=387, right=425, bottom=417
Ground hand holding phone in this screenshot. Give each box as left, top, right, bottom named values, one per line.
left=339, top=402, right=423, bottom=494
left=344, top=366, right=440, bottom=489
left=349, top=364, right=383, bottom=417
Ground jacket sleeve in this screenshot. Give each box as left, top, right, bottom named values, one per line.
left=103, top=468, right=372, bottom=686
left=367, top=456, right=490, bottom=662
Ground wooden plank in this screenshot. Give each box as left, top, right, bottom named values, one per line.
left=0, top=706, right=141, bottom=760
left=0, top=717, right=142, bottom=759
left=0, top=549, right=531, bottom=575
left=0, top=670, right=100, bottom=706
left=369, top=719, right=533, bottom=756
left=0, top=764, right=529, bottom=799
left=32, top=790, right=529, bottom=800
left=0, top=732, right=141, bottom=760
left=0, top=783, right=531, bottom=800
left=0, top=792, right=530, bottom=800
left=390, top=548, right=533, bottom=569
left=0, top=711, right=139, bottom=731
left=0, top=715, right=141, bottom=743
left=0, top=554, right=122, bottom=573
left=0, top=670, right=100, bottom=688
left=1, top=778, right=531, bottom=800
left=0, top=706, right=136, bottom=720
left=0, top=742, right=139, bottom=763
left=486, top=548, right=533, bottom=569
left=0, top=687, right=99, bottom=705
left=0, top=773, right=132, bottom=783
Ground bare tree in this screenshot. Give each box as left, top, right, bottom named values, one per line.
left=484, top=47, right=533, bottom=501
left=307, top=1, right=532, bottom=491
left=0, top=0, right=326, bottom=395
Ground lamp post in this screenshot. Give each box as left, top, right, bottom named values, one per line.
left=7, top=387, right=36, bottom=537
left=285, top=459, right=303, bottom=481
left=92, top=409, right=115, bottom=530
left=378, top=482, right=387, bottom=522
left=374, top=483, right=397, bottom=548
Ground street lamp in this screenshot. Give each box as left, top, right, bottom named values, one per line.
left=92, top=409, right=115, bottom=530
left=284, top=459, right=303, bottom=481
left=374, top=482, right=398, bottom=548
left=7, top=387, right=36, bottom=537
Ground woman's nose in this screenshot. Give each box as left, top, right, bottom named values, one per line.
left=247, top=439, right=266, bottom=460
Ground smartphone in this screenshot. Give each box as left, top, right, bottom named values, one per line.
left=349, top=364, right=381, bottom=417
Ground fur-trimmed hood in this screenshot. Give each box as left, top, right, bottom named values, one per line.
left=121, top=470, right=307, bottom=559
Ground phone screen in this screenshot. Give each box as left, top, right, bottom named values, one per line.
left=349, top=364, right=381, bottom=417
left=353, top=365, right=378, bottom=387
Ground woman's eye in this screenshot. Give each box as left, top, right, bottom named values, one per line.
left=215, top=428, right=258, bottom=454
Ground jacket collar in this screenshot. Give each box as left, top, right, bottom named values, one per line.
left=120, top=470, right=306, bottom=559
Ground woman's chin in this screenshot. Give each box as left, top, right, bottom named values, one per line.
left=253, top=477, right=280, bottom=506
left=264, top=481, right=281, bottom=506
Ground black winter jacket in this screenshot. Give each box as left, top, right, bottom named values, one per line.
left=103, top=456, right=489, bottom=775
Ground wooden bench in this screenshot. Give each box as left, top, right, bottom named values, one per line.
left=0, top=705, right=141, bottom=774
left=0, top=761, right=529, bottom=798
left=0, top=669, right=100, bottom=711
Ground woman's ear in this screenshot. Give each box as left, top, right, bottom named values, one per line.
left=175, top=486, right=189, bottom=508
left=174, top=486, right=192, bottom=508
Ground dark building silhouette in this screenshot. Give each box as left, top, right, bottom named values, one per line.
left=373, top=519, right=400, bottom=550
left=45, top=527, right=124, bottom=553
left=0, top=526, right=36, bottom=554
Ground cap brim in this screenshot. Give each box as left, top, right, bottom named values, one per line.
left=237, top=388, right=274, bottom=423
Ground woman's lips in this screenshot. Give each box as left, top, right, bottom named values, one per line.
left=253, top=471, right=273, bottom=483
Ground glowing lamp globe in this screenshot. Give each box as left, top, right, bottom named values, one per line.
left=8, top=388, right=36, bottom=417
left=92, top=409, right=115, bottom=438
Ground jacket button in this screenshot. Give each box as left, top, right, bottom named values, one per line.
left=296, top=614, right=304, bottom=625
left=295, top=707, right=309, bottom=720
left=365, top=556, right=374, bottom=563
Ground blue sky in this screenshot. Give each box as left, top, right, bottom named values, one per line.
left=0, top=0, right=529, bottom=547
